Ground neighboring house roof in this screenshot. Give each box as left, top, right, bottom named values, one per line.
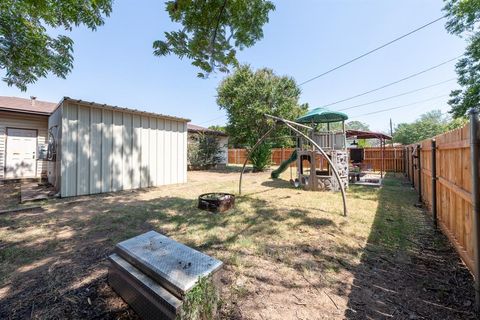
left=0, top=95, right=190, bottom=122
left=0, top=96, right=58, bottom=115
left=60, top=97, right=190, bottom=122
left=188, top=124, right=228, bottom=137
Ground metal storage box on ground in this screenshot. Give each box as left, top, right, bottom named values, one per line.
left=108, top=231, right=223, bottom=320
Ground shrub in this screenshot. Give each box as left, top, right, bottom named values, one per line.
left=188, top=133, right=223, bottom=169
left=249, top=143, right=271, bottom=172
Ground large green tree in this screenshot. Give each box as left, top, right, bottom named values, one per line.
left=1, top=0, right=275, bottom=91
left=392, top=110, right=464, bottom=144
left=443, top=0, right=480, bottom=117
left=217, top=65, right=308, bottom=171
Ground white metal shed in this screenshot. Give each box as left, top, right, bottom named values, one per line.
left=48, top=97, right=189, bottom=197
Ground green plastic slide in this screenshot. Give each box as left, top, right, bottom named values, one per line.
left=271, top=150, right=297, bottom=179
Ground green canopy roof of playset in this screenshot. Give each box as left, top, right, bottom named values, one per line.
left=296, top=107, right=348, bottom=124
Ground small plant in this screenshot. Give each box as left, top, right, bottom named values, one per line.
left=249, top=143, right=271, bottom=172
left=188, top=133, right=224, bottom=170
left=179, top=276, right=219, bottom=320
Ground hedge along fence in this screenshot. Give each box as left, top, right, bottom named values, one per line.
left=228, top=147, right=406, bottom=172
left=406, top=121, right=478, bottom=275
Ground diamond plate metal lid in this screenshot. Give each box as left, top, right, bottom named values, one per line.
left=115, top=231, right=223, bottom=298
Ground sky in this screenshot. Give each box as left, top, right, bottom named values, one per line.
left=0, top=0, right=467, bottom=132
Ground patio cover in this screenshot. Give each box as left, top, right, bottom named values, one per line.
left=346, top=129, right=392, bottom=180
left=346, top=129, right=392, bottom=140
left=296, top=107, right=348, bottom=124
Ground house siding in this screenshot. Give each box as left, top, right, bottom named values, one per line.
left=59, top=101, right=187, bottom=197
left=0, top=111, right=48, bottom=180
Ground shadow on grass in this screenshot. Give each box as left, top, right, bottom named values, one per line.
left=344, top=175, right=476, bottom=319
left=0, top=189, right=337, bottom=319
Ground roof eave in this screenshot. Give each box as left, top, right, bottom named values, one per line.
left=61, top=97, right=191, bottom=122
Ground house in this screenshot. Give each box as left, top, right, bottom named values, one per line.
left=0, top=96, right=189, bottom=197
left=187, top=124, right=228, bottom=168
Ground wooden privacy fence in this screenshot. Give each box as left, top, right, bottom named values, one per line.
left=228, top=147, right=406, bottom=172
left=363, top=147, right=405, bottom=172
left=406, top=121, right=478, bottom=275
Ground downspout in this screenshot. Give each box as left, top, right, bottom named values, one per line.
left=469, top=108, right=480, bottom=311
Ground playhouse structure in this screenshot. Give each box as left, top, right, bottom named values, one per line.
left=294, top=107, right=349, bottom=192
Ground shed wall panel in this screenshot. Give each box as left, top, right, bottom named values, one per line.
left=59, top=101, right=187, bottom=197
left=122, top=113, right=133, bottom=190
left=141, top=116, right=149, bottom=188
left=164, top=120, right=172, bottom=185
left=149, top=118, right=157, bottom=186
left=132, top=115, right=141, bottom=189
left=90, top=108, right=102, bottom=194
left=62, top=103, right=78, bottom=197
left=156, top=118, right=165, bottom=185
left=102, top=109, right=113, bottom=193
left=77, top=106, right=90, bottom=195
left=112, top=111, right=123, bottom=191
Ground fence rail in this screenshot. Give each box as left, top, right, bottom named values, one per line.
left=406, top=123, right=476, bottom=273
left=228, top=147, right=406, bottom=172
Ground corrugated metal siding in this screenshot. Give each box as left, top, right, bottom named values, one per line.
left=0, top=111, right=48, bottom=180
left=60, top=102, right=187, bottom=197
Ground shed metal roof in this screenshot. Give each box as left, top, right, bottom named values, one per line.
left=59, top=97, right=190, bottom=122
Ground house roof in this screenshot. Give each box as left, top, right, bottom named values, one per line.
left=187, top=124, right=228, bottom=136
left=0, top=96, right=190, bottom=122
left=0, top=96, right=58, bottom=115
left=61, top=97, right=190, bottom=122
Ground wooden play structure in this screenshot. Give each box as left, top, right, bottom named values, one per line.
left=294, top=108, right=349, bottom=192
left=239, top=108, right=350, bottom=216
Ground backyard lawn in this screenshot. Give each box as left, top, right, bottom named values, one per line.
left=0, top=168, right=475, bottom=319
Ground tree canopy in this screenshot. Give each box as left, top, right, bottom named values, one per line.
left=154, top=0, right=275, bottom=78
left=392, top=110, right=466, bottom=144
left=1, top=0, right=275, bottom=90
left=0, top=0, right=112, bottom=91
left=217, top=65, right=308, bottom=170
left=346, top=120, right=370, bottom=131
left=443, top=0, right=480, bottom=117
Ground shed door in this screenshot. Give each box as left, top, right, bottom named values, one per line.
left=5, top=128, right=37, bottom=179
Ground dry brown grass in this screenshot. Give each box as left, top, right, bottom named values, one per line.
left=0, top=169, right=475, bottom=319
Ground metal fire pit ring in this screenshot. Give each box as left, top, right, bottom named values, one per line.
left=198, top=193, right=235, bottom=213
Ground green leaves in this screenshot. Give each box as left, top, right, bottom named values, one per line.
left=1, top=0, right=274, bottom=89
left=216, top=64, right=307, bottom=171
left=0, top=0, right=112, bottom=91
left=443, top=0, right=480, bottom=117
left=154, top=0, right=275, bottom=78
left=392, top=110, right=455, bottom=144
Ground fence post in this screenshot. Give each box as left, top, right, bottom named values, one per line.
left=404, top=146, right=408, bottom=177
left=411, top=146, right=415, bottom=188
left=417, top=144, right=422, bottom=203
left=394, top=148, right=397, bottom=177
left=469, top=108, right=480, bottom=311
left=431, top=139, right=437, bottom=229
